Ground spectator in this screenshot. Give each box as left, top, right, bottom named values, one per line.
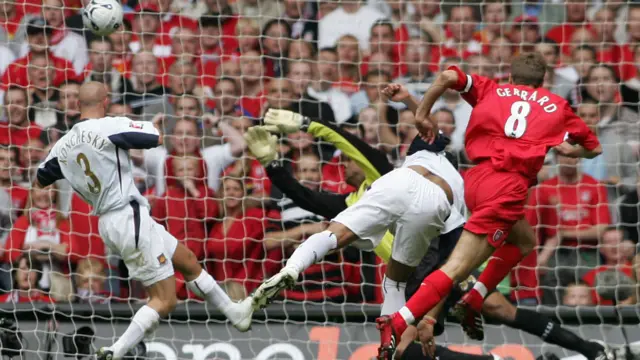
left=478, top=0, right=510, bottom=45
left=205, top=177, right=271, bottom=298
left=238, top=49, right=266, bottom=117
left=334, top=34, right=362, bottom=95
left=391, top=108, right=417, bottom=163
left=107, top=103, right=135, bottom=118
left=0, top=86, right=42, bottom=148
left=1, top=18, right=77, bottom=94
left=393, top=37, right=434, bottom=97
left=510, top=15, right=540, bottom=55
left=212, top=77, right=243, bottom=118
left=364, top=20, right=402, bottom=77
left=350, top=71, right=403, bottom=119
left=0, top=145, right=28, bottom=228
left=235, top=17, right=261, bottom=55
left=27, top=0, right=88, bottom=75
left=18, top=134, right=46, bottom=185
left=27, top=53, right=59, bottom=108
left=318, top=0, right=385, bottom=52
left=74, top=257, right=110, bottom=304
left=0, top=254, right=52, bottom=303
left=152, top=155, right=218, bottom=260
left=107, top=19, right=133, bottom=75
left=581, top=64, right=639, bottom=194
left=154, top=0, right=199, bottom=35
left=465, top=54, right=495, bottom=79
left=441, top=5, right=482, bottom=59
left=286, top=60, right=336, bottom=123
left=130, top=3, right=171, bottom=58
left=542, top=65, right=578, bottom=105
left=545, top=0, right=591, bottom=56
left=236, top=0, right=282, bottom=30
left=624, top=44, right=640, bottom=91
left=535, top=38, right=561, bottom=69
left=307, top=48, right=352, bottom=125
left=577, top=99, right=638, bottom=202
left=582, top=228, right=634, bottom=305
left=163, top=62, right=205, bottom=112
left=357, top=106, right=398, bottom=154
left=532, top=153, right=611, bottom=304
left=288, top=39, right=314, bottom=60
left=39, top=81, right=81, bottom=135
left=618, top=171, right=640, bottom=244
left=198, top=15, right=238, bottom=65
left=122, top=51, right=168, bottom=116
left=143, top=116, right=245, bottom=196
left=562, top=282, right=594, bottom=306
left=0, top=1, right=24, bottom=46
left=83, top=37, right=125, bottom=103
left=568, top=45, right=597, bottom=83
left=261, top=19, right=292, bottom=78
left=407, top=0, right=443, bottom=42
left=3, top=185, right=73, bottom=290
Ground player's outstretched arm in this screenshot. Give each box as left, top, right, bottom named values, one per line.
left=415, top=70, right=460, bottom=143
left=382, top=84, right=420, bottom=113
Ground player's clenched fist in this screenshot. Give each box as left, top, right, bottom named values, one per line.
left=263, top=109, right=307, bottom=134
left=244, top=126, right=279, bottom=166
left=382, top=83, right=411, bottom=102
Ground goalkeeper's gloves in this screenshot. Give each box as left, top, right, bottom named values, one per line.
left=262, top=108, right=310, bottom=134
left=244, top=126, right=279, bottom=166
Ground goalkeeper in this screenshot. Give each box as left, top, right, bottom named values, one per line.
left=243, top=99, right=610, bottom=360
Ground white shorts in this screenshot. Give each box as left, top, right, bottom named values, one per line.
left=98, top=201, right=178, bottom=287
left=332, top=168, right=452, bottom=267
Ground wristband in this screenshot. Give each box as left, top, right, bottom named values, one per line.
left=422, top=315, right=437, bottom=326
left=300, top=116, right=311, bottom=132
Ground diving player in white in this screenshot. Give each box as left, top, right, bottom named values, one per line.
left=35, top=82, right=254, bottom=360
left=247, top=108, right=466, bottom=317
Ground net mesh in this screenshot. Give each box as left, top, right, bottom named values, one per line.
left=0, top=0, right=639, bottom=359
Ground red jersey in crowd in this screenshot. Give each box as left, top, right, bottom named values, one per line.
left=545, top=24, right=594, bottom=56
left=67, top=194, right=105, bottom=260
left=206, top=207, right=280, bottom=294
left=1, top=53, right=79, bottom=90
left=528, top=174, right=611, bottom=248
left=0, top=290, right=53, bottom=303
left=6, top=185, right=28, bottom=214
left=449, top=65, right=600, bottom=182
left=0, top=122, right=42, bottom=148
left=152, top=185, right=219, bottom=259
left=582, top=263, right=633, bottom=305
left=223, top=159, right=272, bottom=197
left=0, top=7, right=24, bottom=40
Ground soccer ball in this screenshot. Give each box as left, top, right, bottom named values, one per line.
left=82, top=0, right=123, bottom=36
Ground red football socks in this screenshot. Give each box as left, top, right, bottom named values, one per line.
left=469, top=243, right=524, bottom=310
left=393, top=270, right=453, bottom=335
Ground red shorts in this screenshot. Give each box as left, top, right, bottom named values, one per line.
left=463, top=163, right=530, bottom=247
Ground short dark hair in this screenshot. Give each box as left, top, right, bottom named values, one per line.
left=538, top=37, right=560, bottom=56
left=572, top=44, right=597, bottom=58
left=586, top=63, right=619, bottom=83
left=4, top=86, right=28, bottom=105
left=364, top=70, right=392, bottom=82
left=433, top=107, right=456, bottom=124
left=371, top=19, right=394, bottom=35
left=88, top=36, right=113, bottom=50
left=510, top=52, right=547, bottom=88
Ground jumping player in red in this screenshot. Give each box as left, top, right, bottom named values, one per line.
left=376, top=53, right=602, bottom=359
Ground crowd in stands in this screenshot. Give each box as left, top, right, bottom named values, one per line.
left=0, top=0, right=639, bottom=308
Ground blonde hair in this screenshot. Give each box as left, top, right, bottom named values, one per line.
left=76, top=258, right=106, bottom=277
left=236, top=18, right=260, bottom=36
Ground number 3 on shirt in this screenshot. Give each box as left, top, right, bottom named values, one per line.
left=76, top=153, right=102, bottom=194
left=504, top=101, right=530, bottom=138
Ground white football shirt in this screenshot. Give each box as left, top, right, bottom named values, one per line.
left=37, top=117, right=160, bottom=216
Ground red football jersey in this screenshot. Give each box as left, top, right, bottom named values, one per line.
left=448, top=66, right=600, bottom=181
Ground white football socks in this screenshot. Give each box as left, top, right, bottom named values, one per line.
left=187, top=270, right=233, bottom=314
left=111, top=305, right=160, bottom=358
left=285, top=230, right=337, bottom=274
left=380, top=276, right=407, bottom=315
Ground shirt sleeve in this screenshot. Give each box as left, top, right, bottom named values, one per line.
left=36, top=150, right=64, bottom=187
left=446, top=65, right=496, bottom=107
left=562, top=103, right=600, bottom=151
left=104, top=117, right=160, bottom=150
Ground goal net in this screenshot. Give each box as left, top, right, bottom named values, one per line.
left=0, top=0, right=638, bottom=359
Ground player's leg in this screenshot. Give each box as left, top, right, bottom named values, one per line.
left=381, top=259, right=413, bottom=316
left=452, top=218, right=536, bottom=339
left=171, top=242, right=253, bottom=331
left=377, top=228, right=494, bottom=358
left=97, top=276, right=177, bottom=360
left=253, top=170, right=409, bottom=308
left=460, top=218, right=537, bottom=314
left=482, top=293, right=611, bottom=360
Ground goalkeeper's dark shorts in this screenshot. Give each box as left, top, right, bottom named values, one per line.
left=405, top=226, right=497, bottom=336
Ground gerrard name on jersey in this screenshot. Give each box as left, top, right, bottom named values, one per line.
left=495, top=87, right=558, bottom=113
left=57, top=130, right=108, bottom=164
